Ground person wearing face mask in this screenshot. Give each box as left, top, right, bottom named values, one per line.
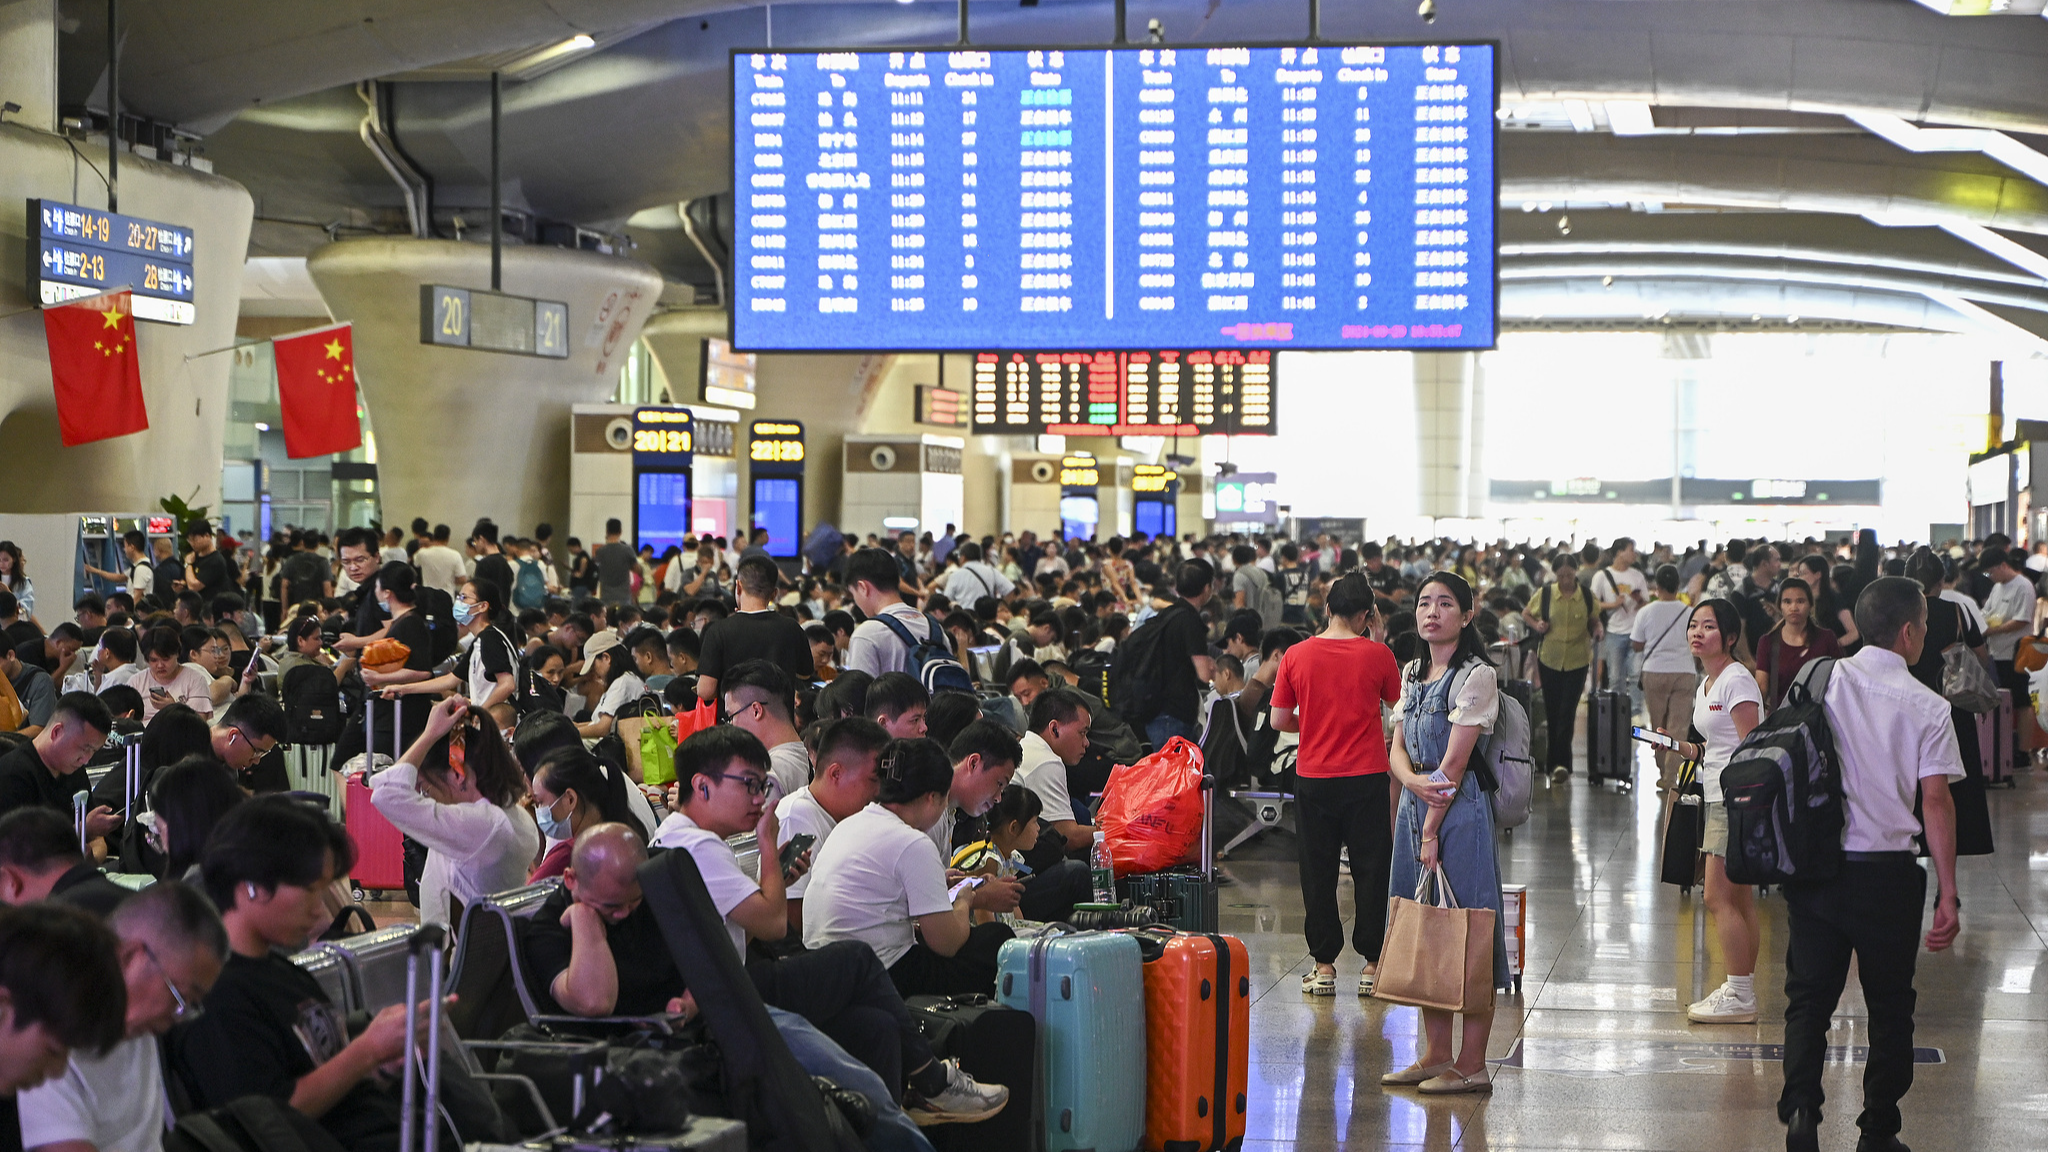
left=16, top=882, right=227, bottom=1152
left=528, top=746, right=646, bottom=882
left=369, top=697, right=539, bottom=927
left=357, top=562, right=437, bottom=751
left=380, top=579, right=520, bottom=712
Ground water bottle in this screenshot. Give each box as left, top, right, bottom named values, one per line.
left=1089, top=831, right=1116, bottom=904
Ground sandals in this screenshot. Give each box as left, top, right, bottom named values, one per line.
left=1301, top=969, right=1336, bottom=996
left=1359, top=970, right=1377, bottom=996
left=1418, top=1067, right=1494, bottom=1095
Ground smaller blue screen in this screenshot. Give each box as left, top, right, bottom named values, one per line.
left=753, top=477, right=802, bottom=558
left=1134, top=498, right=1175, bottom=539
left=637, top=471, right=693, bottom=557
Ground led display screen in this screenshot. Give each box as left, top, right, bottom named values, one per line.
left=732, top=43, right=1494, bottom=350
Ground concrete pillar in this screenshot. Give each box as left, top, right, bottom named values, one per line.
left=0, top=125, right=252, bottom=513
left=0, top=1, right=58, bottom=134
left=1413, top=351, right=1485, bottom=519
left=305, top=238, right=662, bottom=537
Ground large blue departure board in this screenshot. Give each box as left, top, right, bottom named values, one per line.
left=731, top=43, right=1493, bottom=351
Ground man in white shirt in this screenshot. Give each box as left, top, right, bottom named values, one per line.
left=844, top=549, right=940, bottom=678
left=19, top=881, right=226, bottom=1152
left=1592, top=537, right=1649, bottom=713
left=1781, top=577, right=1961, bottom=1152
left=720, top=663, right=813, bottom=800
left=1015, top=688, right=1096, bottom=851
left=1979, top=547, right=2036, bottom=771
left=775, top=718, right=890, bottom=936
left=654, top=727, right=1005, bottom=1123
left=940, top=543, right=1014, bottom=606
left=922, top=721, right=1028, bottom=888
left=413, top=525, right=469, bottom=597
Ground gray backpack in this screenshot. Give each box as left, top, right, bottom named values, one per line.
left=1244, top=566, right=1285, bottom=631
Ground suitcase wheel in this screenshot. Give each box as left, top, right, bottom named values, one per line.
left=1001, top=973, right=1012, bottom=996
left=1059, top=1108, right=1073, bottom=1133
left=1236, top=1092, right=1246, bottom=1116
left=351, top=884, right=366, bottom=903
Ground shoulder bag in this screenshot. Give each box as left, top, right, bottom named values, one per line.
left=1371, top=864, right=1496, bottom=1013
left=1939, top=601, right=2000, bottom=713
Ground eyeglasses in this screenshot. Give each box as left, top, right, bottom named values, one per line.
left=201, top=646, right=229, bottom=657
left=710, top=772, right=770, bottom=797
left=141, top=942, right=203, bottom=1023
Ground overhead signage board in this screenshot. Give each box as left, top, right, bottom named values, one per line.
left=420, top=285, right=569, bottom=357
left=970, top=348, right=1275, bottom=435
left=730, top=43, right=1496, bottom=350
left=702, top=337, right=760, bottom=408
left=916, top=384, right=971, bottom=426
left=1213, top=471, right=1279, bottom=523
left=30, top=198, right=196, bottom=324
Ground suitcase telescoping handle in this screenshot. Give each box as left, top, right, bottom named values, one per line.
left=124, top=738, right=143, bottom=822
left=399, top=925, right=448, bottom=1152
left=1199, top=772, right=1216, bottom=883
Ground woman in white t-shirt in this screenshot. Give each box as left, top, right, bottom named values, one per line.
left=370, top=696, right=540, bottom=926
left=574, top=629, right=645, bottom=739
left=802, top=737, right=1014, bottom=997
left=137, top=625, right=215, bottom=720
left=1630, top=564, right=1696, bottom=790
left=1665, top=598, right=1763, bottom=1026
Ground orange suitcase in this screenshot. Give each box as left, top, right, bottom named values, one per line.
left=1133, top=928, right=1250, bottom=1152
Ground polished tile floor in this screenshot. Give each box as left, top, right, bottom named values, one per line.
left=1215, top=736, right=2048, bottom=1151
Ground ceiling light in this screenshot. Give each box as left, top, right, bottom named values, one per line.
left=253, top=422, right=271, bottom=432
left=567, top=33, right=595, bottom=49
left=1521, top=201, right=1536, bottom=213
left=1787, top=315, right=1800, bottom=324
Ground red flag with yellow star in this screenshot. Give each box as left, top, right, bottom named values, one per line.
left=273, top=322, right=363, bottom=459
left=43, top=288, right=148, bottom=446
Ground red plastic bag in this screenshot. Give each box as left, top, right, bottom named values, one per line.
left=1098, top=737, right=1206, bottom=877
left=672, top=699, right=719, bottom=743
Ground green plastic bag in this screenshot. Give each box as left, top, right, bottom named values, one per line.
left=639, top=720, right=678, bottom=787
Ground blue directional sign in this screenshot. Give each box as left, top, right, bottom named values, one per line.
left=30, top=199, right=197, bottom=324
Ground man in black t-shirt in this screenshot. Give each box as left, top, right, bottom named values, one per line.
left=173, top=797, right=506, bottom=1150
left=180, top=520, right=234, bottom=605
left=697, top=557, right=814, bottom=702
left=471, top=520, right=515, bottom=600
left=0, top=694, right=114, bottom=842
left=592, top=520, right=636, bottom=606
left=523, top=825, right=688, bottom=1016
left=1128, top=561, right=1217, bottom=750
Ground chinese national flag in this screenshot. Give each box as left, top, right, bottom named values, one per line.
left=43, top=289, right=148, bottom=447
left=274, top=322, right=363, bottom=459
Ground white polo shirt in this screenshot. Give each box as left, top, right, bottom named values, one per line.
left=775, top=785, right=840, bottom=898
left=650, top=811, right=760, bottom=957
left=1016, top=731, right=1077, bottom=823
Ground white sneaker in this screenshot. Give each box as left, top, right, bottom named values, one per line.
left=907, top=1060, right=1009, bottom=1126
left=1686, top=982, right=1757, bottom=1024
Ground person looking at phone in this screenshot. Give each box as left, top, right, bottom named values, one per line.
left=653, top=728, right=1007, bottom=1122
left=775, top=717, right=891, bottom=936
left=136, top=627, right=212, bottom=721
left=722, top=660, right=813, bottom=800
left=0, top=693, right=118, bottom=855
left=805, top=736, right=1020, bottom=999
left=1665, top=598, right=1765, bottom=1025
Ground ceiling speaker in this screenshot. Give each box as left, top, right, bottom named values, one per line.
left=1029, top=459, right=1056, bottom=484
left=869, top=445, right=898, bottom=471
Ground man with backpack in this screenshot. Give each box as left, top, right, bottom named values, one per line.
left=1110, top=560, right=1217, bottom=749
left=1778, top=576, right=1961, bottom=1152
left=1230, top=544, right=1285, bottom=632
left=1530, top=554, right=1601, bottom=781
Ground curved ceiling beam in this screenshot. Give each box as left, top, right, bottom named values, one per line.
left=1499, top=276, right=1970, bottom=331
left=1499, top=133, right=2048, bottom=234
left=1501, top=240, right=2047, bottom=292
left=1504, top=254, right=2048, bottom=318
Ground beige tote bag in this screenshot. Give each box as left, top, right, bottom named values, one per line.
left=1372, top=863, right=1497, bottom=1015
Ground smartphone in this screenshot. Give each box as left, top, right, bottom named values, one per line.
left=778, top=833, right=816, bottom=872
left=947, top=876, right=987, bottom=902
left=1630, top=726, right=1679, bottom=751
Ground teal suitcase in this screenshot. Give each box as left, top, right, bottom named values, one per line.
left=996, top=930, right=1145, bottom=1152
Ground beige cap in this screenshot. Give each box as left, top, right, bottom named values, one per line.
left=582, top=628, right=625, bottom=666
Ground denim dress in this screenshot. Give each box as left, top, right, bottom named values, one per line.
left=1389, top=661, right=1511, bottom=992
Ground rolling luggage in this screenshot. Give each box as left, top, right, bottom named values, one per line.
left=995, top=930, right=1145, bottom=1152
left=1128, top=928, right=1249, bottom=1152
left=1587, top=688, right=1632, bottom=787
left=346, top=701, right=408, bottom=897
left=1118, top=770, right=1220, bottom=933
left=906, top=994, right=1040, bottom=1152
left=1977, top=687, right=2016, bottom=788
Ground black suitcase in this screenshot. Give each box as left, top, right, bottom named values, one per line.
left=637, top=849, right=861, bottom=1152
left=1117, top=770, right=1220, bottom=933
left=1588, top=689, right=1633, bottom=787
left=905, top=994, right=1039, bottom=1152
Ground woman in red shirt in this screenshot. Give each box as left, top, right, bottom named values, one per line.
left=1753, top=578, right=1842, bottom=712
left=1269, top=573, right=1404, bottom=997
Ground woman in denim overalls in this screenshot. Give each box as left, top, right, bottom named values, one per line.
left=1383, top=572, right=1509, bottom=1095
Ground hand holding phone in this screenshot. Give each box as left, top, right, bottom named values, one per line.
left=947, top=876, right=987, bottom=902
left=778, top=832, right=816, bottom=875
left=1630, top=726, right=1679, bottom=751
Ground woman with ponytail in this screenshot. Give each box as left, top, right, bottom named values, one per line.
left=528, top=745, right=649, bottom=881
left=1382, top=571, right=1507, bottom=1095
left=1665, top=597, right=1764, bottom=1025
left=370, top=696, right=539, bottom=925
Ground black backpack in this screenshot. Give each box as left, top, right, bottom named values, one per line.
left=1719, top=658, right=1845, bottom=886
left=417, top=585, right=460, bottom=666
left=1109, top=602, right=1192, bottom=728
left=281, top=663, right=345, bottom=745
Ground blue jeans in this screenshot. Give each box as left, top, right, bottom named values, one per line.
left=767, top=1007, right=935, bottom=1152
left=1145, top=713, right=1198, bottom=751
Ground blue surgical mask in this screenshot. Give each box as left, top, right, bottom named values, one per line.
left=536, top=797, right=570, bottom=841
left=452, top=601, right=477, bottom=626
